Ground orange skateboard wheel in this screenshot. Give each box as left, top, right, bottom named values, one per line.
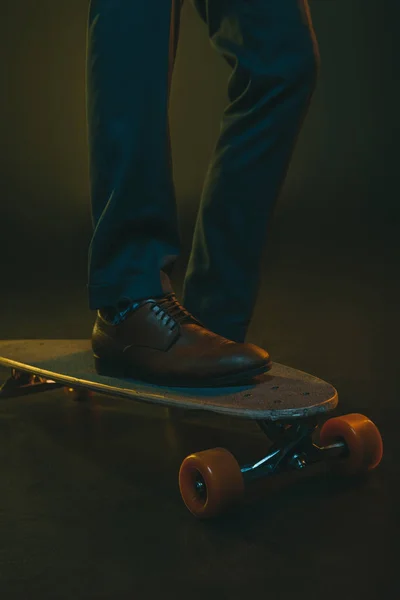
left=179, top=447, right=244, bottom=519
left=320, top=413, right=383, bottom=475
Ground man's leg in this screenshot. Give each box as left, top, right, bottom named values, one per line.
left=87, top=0, right=273, bottom=386
left=182, top=0, right=320, bottom=342
left=86, top=0, right=184, bottom=312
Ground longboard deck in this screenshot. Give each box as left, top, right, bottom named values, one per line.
left=0, top=340, right=338, bottom=420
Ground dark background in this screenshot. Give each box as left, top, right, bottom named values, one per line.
left=0, top=1, right=398, bottom=598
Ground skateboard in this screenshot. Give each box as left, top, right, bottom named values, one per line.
left=0, top=339, right=383, bottom=519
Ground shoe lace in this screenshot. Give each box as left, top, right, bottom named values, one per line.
left=150, top=293, right=202, bottom=330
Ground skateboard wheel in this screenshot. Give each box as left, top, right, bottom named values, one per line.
left=179, top=447, right=244, bottom=519
left=63, top=386, right=93, bottom=402
left=320, top=413, right=383, bottom=475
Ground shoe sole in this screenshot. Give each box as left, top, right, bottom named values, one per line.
left=94, top=355, right=272, bottom=388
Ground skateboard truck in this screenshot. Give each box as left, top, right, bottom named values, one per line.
left=179, top=414, right=383, bottom=519
left=241, top=419, right=347, bottom=481
left=192, top=419, right=347, bottom=504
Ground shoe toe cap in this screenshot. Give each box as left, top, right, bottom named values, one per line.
left=223, top=342, right=271, bottom=371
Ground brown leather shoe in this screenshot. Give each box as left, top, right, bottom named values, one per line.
left=92, top=293, right=272, bottom=387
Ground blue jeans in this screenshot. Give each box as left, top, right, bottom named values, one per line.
left=86, top=0, right=320, bottom=342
